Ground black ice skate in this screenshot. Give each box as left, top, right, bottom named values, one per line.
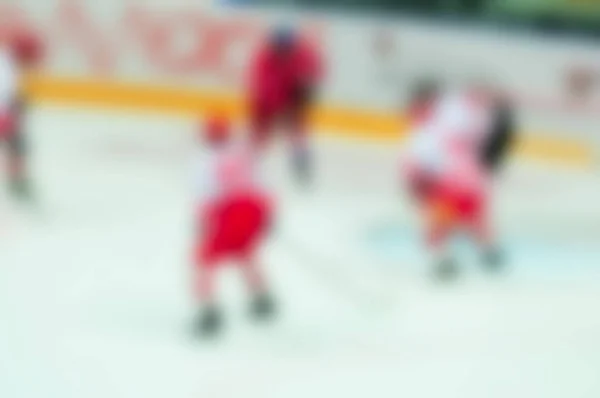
left=250, top=292, right=276, bottom=321
left=195, top=306, right=222, bottom=337
left=482, top=248, right=505, bottom=274
left=296, top=166, right=312, bottom=188
left=292, top=149, right=313, bottom=188
left=9, top=177, right=34, bottom=203
left=433, top=258, right=460, bottom=283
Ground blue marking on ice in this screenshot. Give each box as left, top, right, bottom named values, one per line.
left=363, top=222, right=600, bottom=273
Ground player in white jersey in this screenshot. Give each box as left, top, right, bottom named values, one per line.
left=402, top=83, right=506, bottom=281
left=191, top=116, right=275, bottom=337
left=0, top=30, right=42, bottom=201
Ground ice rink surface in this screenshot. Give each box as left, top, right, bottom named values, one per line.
left=1, top=105, right=600, bottom=398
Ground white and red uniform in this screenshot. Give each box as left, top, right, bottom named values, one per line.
left=402, top=90, right=494, bottom=245
left=0, top=45, right=18, bottom=138
left=192, top=142, right=273, bottom=267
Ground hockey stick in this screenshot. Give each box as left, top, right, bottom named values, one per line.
left=274, top=229, right=400, bottom=315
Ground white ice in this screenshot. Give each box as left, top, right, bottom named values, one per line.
left=1, top=105, right=600, bottom=398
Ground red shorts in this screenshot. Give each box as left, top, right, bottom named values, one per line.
left=431, top=186, right=484, bottom=225
left=249, top=101, right=307, bottom=146
left=424, top=178, right=488, bottom=245
left=196, top=194, right=272, bottom=267
left=406, top=163, right=486, bottom=225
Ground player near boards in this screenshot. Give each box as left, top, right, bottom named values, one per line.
left=247, top=25, right=323, bottom=186
left=191, top=116, right=276, bottom=337
left=0, top=29, right=43, bottom=201
left=402, top=79, right=515, bottom=281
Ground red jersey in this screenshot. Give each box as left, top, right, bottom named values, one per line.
left=248, top=40, right=322, bottom=112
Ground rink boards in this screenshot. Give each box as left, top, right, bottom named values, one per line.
left=23, top=74, right=596, bottom=168
left=2, top=0, right=598, bottom=167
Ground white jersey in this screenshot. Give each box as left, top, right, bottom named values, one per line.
left=404, top=90, right=493, bottom=178
left=0, top=46, right=18, bottom=115
left=192, top=142, right=266, bottom=208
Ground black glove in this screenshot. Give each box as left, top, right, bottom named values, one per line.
left=291, top=83, right=315, bottom=109
left=481, top=101, right=515, bottom=173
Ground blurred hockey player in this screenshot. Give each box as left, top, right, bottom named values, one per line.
left=248, top=25, right=323, bottom=185
left=192, top=116, right=275, bottom=337
left=0, top=30, right=43, bottom=201
left=402, top=81, right=511, bottom=280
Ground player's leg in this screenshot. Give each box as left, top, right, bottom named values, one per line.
left=464, top=193, right=504, bottom=273
left=193, top=260, right=222, bottom=336
left=192, top=207, right=225, bottom=337
left=286, top=105, right=313, bottom=186
left=6, top=98, right=33, bottom=201
left=250, top=102, right=275, bottom=149
left=425, top=191, right=462, bottom=282
left=427, top=217, right=459, bottom=282
left=7, top=124, right=30, bottom=200
left=236, top=195, right=276, bottom=320
left=239, top=257, right=276, bottom=320
left=405, top=171, right=460, bottom=281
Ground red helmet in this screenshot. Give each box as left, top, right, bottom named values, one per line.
left=204, top=116, right=231, bottom=145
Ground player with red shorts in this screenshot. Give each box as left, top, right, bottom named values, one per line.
left=192, top=116, right=275, bottom=337
left=0, top=29, right=43, bottom=201
left=248, top=26, right=323, bottom=185
left=402, top=83, right=504, bottom=281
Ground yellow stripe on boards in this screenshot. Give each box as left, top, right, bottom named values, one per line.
left=22, top=74, right=595, bottom=168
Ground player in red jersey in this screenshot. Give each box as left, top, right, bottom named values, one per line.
left=191, top=116, right=276, bottom=337
left=0, top=29, right=44, bottom=201
left=248, top=26, right=323, bottom=185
